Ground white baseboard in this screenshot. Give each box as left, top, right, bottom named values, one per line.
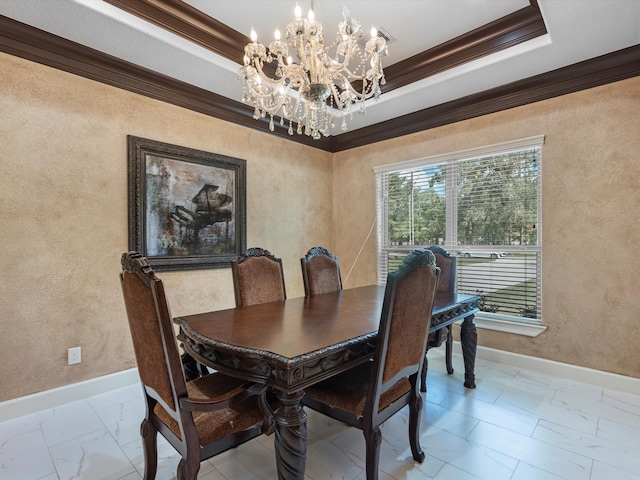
left=456, top=343, right=640, bottom=396
left=0, top=368, right=139, bottom=422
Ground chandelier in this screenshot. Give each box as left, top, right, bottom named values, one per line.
left=237, top=2, right=388, bottom=139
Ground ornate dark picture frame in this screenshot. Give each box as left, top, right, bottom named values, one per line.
left=128, top=136, right=246, bottom=271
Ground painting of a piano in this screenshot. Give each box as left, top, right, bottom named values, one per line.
left=170, top=184, right=232, bottom=247
left=128, top=136, right=246, bottom=271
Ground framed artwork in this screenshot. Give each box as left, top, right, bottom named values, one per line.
left=128, top=136, right=246, bottom=271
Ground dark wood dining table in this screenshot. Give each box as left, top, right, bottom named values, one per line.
left=175, top=285, right=479, bottom=480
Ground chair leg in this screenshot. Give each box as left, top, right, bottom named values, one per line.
left=140, top=419, right=158, bottom=480
left=445, top=325, right=454, bottom=375
left=177, top=456, right=200, bottom=480
left=364, top=427, right=382, bottom=480
left=408, top=392, right=425, bottom=463
left=420, top=354, right=429, bottom=393
left=177, top=431, right=203, bottom=480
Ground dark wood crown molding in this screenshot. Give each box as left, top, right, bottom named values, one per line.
left=103, top=0, right=248, bottom=64
left=381, top=2, right=547, bottom=93
left=331, top=44, right=640, bottom=151
left=1, top=5, right=639, bottom=154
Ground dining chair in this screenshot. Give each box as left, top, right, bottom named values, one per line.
left=231, top=247, right=287, bottom=307
left=302, top=248, right=440, bottom=480
left=420, top=245, right=457, bottom=392
left=300, top=246, right=342, bottom=296
left=119, top=251, right=274, bottom=480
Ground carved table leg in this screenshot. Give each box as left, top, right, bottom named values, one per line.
left=445, top=325, right=454, bottom=375
left=274, top=390, right=308, bottom=480
left=180, top=351, right=202, bottom=381
left=460, top=314, right=477, bottom=388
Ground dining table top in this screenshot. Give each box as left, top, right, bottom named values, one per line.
left=175, top=285, right=480, bottom=365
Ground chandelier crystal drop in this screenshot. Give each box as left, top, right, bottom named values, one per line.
left=237, top=2, right=388, bottom=139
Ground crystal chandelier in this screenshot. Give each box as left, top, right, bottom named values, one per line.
left=237, top=2, right=388, bottom=139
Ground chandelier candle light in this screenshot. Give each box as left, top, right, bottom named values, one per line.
left=237, top=2, right=388, bottom=139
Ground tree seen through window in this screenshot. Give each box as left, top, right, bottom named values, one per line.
left=379, top=143, right=542, bottom=322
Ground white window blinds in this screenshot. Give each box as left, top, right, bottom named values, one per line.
left=375, top=136, right=543, bottom=324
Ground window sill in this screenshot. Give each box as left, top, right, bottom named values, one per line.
left=471, top=314, right=547, bottom=337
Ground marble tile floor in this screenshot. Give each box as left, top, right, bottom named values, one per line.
left=2, top=350, right=640, bottom=480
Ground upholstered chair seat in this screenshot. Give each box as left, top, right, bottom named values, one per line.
left=152, top=374, right=267, bottom=446
left=303, top=361, right=411, bottom=417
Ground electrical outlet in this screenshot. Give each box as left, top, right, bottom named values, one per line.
left=68, top=347, right=81, bottom=365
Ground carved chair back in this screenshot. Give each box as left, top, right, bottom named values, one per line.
left=425, top=245, right=456, bottom=293
left=371, top=249, right=440, bottom=419
left=231, top=247, right=287, bottom=307
left=120, top=252, right=184, bottom=415
left=421, top=245, right=457, bottom=391
left=301, top=246, right=342, bottom=296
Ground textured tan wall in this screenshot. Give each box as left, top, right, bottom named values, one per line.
left=333, top=77, right=640, bottom=378
left=0, top=53, right=333, bottom=402
left=2, top=51, right=639, bottom=404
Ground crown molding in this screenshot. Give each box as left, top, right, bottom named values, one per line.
left=1, top=8, right=639, bottom=153
left=331, top=44, right=640, bottom=151
left=381, top=2, right=546, bottom=93
left=103, top=0, right=247, bottom=64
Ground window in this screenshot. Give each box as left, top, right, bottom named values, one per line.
left=375, top=136, right=544, bottom=326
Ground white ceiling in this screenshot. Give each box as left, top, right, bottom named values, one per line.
left=1, top=0, right=639, bottom=136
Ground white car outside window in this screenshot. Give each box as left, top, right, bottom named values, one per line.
left=457, top=251, right=505, bottom=259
